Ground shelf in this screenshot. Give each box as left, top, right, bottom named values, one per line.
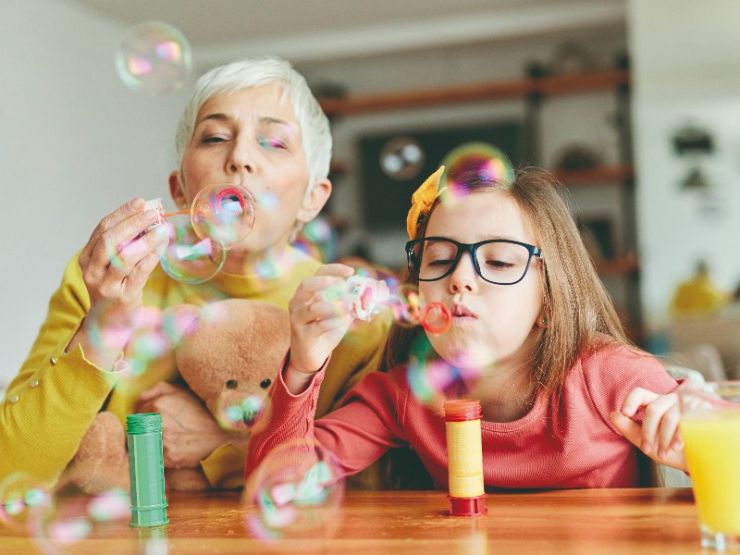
left=318, top=69, right=629, bottom=116
left=554, top=165, right=633, bottom=186
left=329, top=159, right=348, bottom=176
left=594, top=254, right=639, bottom=277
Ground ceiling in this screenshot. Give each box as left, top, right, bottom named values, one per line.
left=66, top=0, right=625, bottom=64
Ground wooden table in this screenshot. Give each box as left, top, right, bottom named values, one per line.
left=0, top=488, right=705, bottom=554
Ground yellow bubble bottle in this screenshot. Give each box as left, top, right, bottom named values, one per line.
left=444, top=399, right=487, bottom=516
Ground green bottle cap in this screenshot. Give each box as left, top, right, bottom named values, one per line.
left=127, top=412, right=169, bottom=527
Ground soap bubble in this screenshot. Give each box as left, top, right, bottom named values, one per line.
left=293, top=216, right=337, bottom=262
left=406, top=335, right=494, bottom=405
left=28, top=479, right=130, bottom=555
left=159, top=214, right=226, bottom=284
left=420, top=302, right=452, bottom=335
left=0, top=473, right=51, bottom=532
left=390, top=284, right=424, bottom=327
left=380, top=137, right=425, bottom=181
left=116, top=21, right=192, bottom=95
left=215, top=389, right=272, bottom=435
left=190, top=184, right=256, bottom=249
left=440, top=142, right=514, bottom=200
left=244, top=439, right=344, bottom=541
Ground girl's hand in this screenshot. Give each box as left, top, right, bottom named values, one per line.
left=286, top=264, right=356, bottom=384
left=610, top=384, right=691, bottom=471
left=69, top=198, right=169, bottom=367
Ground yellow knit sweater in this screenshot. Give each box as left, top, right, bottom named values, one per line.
left=0, top=248, right=390, bottom=489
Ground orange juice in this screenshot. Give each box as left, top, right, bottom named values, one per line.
left=681, top=408, right=740, bottom=535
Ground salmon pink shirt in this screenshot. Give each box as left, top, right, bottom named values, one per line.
left=246, top=342, right=677, bottom=489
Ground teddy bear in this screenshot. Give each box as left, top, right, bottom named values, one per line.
left=64, top=298, right=290, bottom=493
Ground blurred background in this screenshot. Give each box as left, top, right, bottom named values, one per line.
left=2, top=0, right=739, bottom=388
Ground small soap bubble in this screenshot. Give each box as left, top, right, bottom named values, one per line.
left=191, top=184, right=256, bottom=249
left=380, top=137, right=425, bottom=181
left=159, top=214, right=226, bottom=284
left=244, top=439, right=344, bottom=541
left=420, top=302, right=452, bottom=335
left=406, top=335, right=493, bottom=405
left=215, top=389, right=272, bottom=435
left=28, top=479, right=130, bottom=555
left=84, top=301, right=140, bottom=356
left=293, top=216, right=337, bottom=262
left=0, top=473, right=51, bottom=531
left=390, top=284, right=424, bottom=327
left=440, top=142, right=514, bottom=200
left=116, top=21, right=192, bottom=95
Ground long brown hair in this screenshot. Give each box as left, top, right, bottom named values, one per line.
left=381, top=167, right=629, bottom=394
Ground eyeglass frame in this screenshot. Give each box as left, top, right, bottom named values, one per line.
left=405, top=236, right=544, bottom=285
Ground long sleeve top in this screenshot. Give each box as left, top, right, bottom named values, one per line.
left=1, top=248, right=390, bottom=489
left=246, top=342, right=678, bottom=489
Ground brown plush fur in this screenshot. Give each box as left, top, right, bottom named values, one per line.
left=66, top=299, right=289, bottom=493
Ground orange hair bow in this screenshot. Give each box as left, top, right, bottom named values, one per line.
left=406, top=166, right=446, bottom=240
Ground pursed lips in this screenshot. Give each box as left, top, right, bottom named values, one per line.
left=451, top=304, right=477, bottom=319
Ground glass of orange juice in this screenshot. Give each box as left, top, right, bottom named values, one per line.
left=680, top=381, right=740, bottom=552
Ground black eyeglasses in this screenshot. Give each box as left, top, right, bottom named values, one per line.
left=405, top=237, right=543, bottom=285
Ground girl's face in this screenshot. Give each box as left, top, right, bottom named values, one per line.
left=170, top=83, right=329, bottom=255
left=419, top=190, right=544, bottom=371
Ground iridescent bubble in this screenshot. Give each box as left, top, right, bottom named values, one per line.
left=159, top=214, right=226, bottom=284
left=406, top=335, right=493, bottom=405
left=84, top=301, right=141, bottom=357
left=440, top=142, right=515, bottom=200
left=293, top=216, right=337, bottom=262
left=244, top=439, right=344, bottom=541
left=160, top=305, right=201, bottom=345
left=28, top=479, right=130, bottom=555
left=115, top=21, right=192, bottom=95
left=215, top=388, right=272, bottom=435
left=421, top=302, right=452, bottom=335
left=344, top=276, right=390, bottom=321
left=380, top=137, right=425, bottom=181
left=191, top=184, right=256, bottom=249
left=0, top=473, right=51, bottom=532
left=390, top=284, right=424, bottom=328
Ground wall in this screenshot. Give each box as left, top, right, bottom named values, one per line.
left=0, top=0, right=188, bottom=385
left=297, top=28, right=627, bottom=269
left=628, top=0, right=740, bottom=330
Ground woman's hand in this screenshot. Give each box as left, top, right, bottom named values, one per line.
left=285, top=264, right=356, bottom=393
left=138, top=382, right=228, bottom=469
left=69, top=198, right=169, bottom=368
left=610, top=383, right=691, bottom=471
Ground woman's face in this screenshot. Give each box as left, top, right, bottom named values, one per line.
left=170, top=83, right=329, bottom=255
left=419, top=190, right=544, bottom=371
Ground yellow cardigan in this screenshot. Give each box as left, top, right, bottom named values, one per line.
left=0, top=248, right=390, bottom=489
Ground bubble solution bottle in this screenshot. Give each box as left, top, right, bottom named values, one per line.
left=444, top=399, right=487, bottom=516
left=127, top=412, right=169, bottom=527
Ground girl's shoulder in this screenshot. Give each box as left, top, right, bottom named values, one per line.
left=573, top=336, right=676, bottom=405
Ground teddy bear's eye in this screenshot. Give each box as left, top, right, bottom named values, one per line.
left=260, top=378, right=272, bottom=389
left=226, top=379, right=238, bottom=389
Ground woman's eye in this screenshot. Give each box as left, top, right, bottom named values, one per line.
left=203, top=135, right=227, bottom=144
left=429, top=259, right=452, bottom=266
left=258, top=136, right=287, bottom=150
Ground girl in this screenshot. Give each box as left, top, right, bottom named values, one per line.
left=245, top=166, right=686, bottom=489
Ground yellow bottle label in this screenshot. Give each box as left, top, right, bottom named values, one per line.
left=446, top=419, right=484, bottom=497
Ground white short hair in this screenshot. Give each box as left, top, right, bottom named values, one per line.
left=175, top=57, right=332, bottom=190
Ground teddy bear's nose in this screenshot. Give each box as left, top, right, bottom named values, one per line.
left=226, top=379, right=238, bottom=389
left=260, top=378, right=272, bottom=389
